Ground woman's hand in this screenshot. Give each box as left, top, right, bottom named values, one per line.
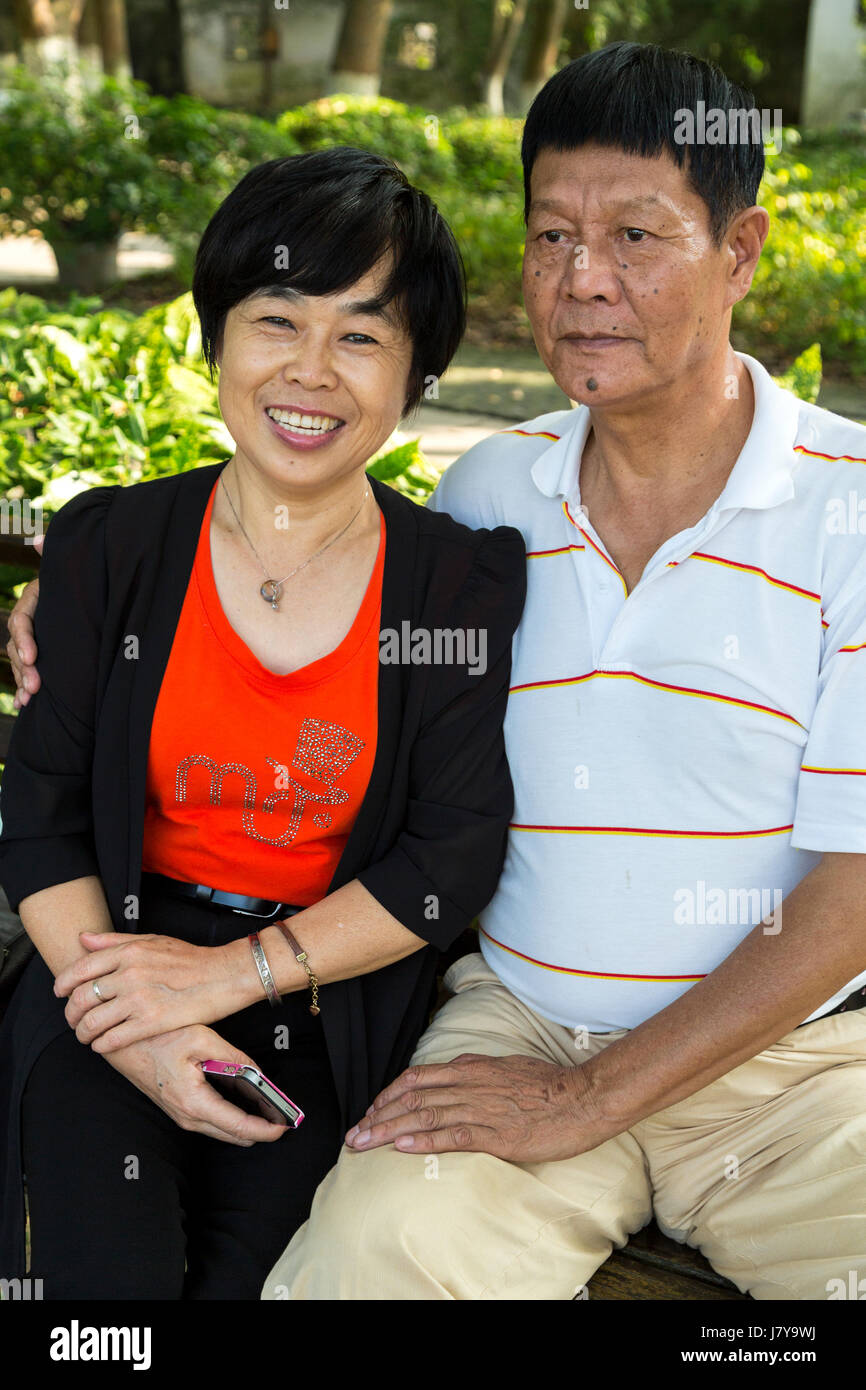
left=7, top=557, right=41, bottom=709
left=54, top=931, right=244, bottom=1052
left=104, top=1024, right=287, bottom=1146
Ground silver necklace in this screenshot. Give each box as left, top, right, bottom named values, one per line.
left=219, top=470, right=370, bottom=611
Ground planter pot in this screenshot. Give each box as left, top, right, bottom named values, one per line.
left=50, top=236, right=121, bottom=293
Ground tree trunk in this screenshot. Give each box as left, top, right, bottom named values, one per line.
left=77, top=0, right=103, bottom=84
left=95, top=0, right=130, bottom=80
left=325, top=0, right=393, bottom=97
left=520, top=0, right=567, bottom=111
left=14, top=0, right=85, bottom=76
left=482, top=0, right=529, bottom=115
left=564, top=0, right=592, bottom=59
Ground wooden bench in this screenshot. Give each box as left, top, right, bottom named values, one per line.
left=588, top=1222, right=749, bottom=1299
left=0, top=537, right=41, bottom=762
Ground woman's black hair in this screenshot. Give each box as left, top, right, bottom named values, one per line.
left=192, top=145, right=466, bottom=415
left=522, top=42, right=765, bottom=246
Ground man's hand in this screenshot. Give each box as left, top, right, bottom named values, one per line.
left=8, top=546, right=41, bottom=708
left=104, top=1024, right=288, bottom=1146
left=344, top=1053, right=607, bottom=1162
left=54, top=931, right=244, bottom=1051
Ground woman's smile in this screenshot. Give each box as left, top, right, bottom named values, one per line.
left=263, top=404, right=347, bottom=452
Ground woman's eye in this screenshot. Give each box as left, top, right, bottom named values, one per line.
left=623, top=228, right=648, bottom=243
left=541, top=230, right=565, bottom=244
left=344, top=333, right=377, bottom=344
left=262, top=316, right=295, bottom=327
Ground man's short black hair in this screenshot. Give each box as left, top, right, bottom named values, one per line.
left=192, top=146, right=466, bottom=415
left=522, top=41, right=765, bottom=246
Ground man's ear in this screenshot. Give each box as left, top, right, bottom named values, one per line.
left=726, top=204, right=770, bottom=308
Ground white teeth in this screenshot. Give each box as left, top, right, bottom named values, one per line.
left=266, top=407, right=342, bottom=433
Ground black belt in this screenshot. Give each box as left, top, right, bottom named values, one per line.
left=798, top=983, right=866, bottom=1028
left=140, top=871, right=301, bottom=921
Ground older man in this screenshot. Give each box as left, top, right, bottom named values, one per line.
left=10, top=43, right=866, bottom=1300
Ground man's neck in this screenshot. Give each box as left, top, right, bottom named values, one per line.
left=580, top=348, right=755, bottom=510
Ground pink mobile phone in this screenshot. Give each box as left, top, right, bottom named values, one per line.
left=201, top=1060, right=305, bottom=1128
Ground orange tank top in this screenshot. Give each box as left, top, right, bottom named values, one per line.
left=141, top=475, right=384, bottom=905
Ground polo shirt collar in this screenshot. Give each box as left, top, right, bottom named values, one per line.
left=530, top=351, right=801, bottom=512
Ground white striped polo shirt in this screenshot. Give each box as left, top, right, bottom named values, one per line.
left=428, top=352, right=866, bottom=1031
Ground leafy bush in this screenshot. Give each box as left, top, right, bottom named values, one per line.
left=0, top=65, right=290, bottom=285
left=741, top=131, right=866, bottom=375
left=445, top=113, right=524, bottom=196
left=276, top=95, right=456, bottom=186
left=772, top=342, right=822, bottom=403
left=434, top=191, right=526, bottom=326
left=367, top=436, right=442, bottom=503
left=0, top=65, right=161, bottom=245
left=0, top=287, right=228, bottom=501
left=143, top=93, right=292, bottom=283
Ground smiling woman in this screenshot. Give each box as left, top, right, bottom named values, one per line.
left=0, top=147, right=526, bottom=1299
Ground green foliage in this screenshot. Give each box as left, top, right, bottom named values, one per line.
left=435, top=191, right=526, bottom=327
left=367, top=436, right=442, bottom=502
left=444, top=113, right=524, bottom=195
left=0, top=65, right=289, bottom=282
left=773, top=343, right=822, bottom=404
left=0, top=65, right=160, bottom=245
left=740, top=135, right=866, bottom=375
left=0, top=287, right=230, bottom=510
left=276, top=95, right=456, bottom=185
left=142, top=93, right=292, bottom=282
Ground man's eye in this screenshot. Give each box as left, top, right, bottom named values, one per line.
left=344, top=333, right=377, bottom=344
left=541, top=230, right=565, bottom=244
left=262, top=316, right=295, bottom=327
left=623, top=228, right=648, bottom=243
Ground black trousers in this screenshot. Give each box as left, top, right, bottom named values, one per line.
left=20, top=882, right=343, bottom=1300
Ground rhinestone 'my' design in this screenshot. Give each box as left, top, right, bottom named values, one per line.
left=175, top=717, right=365, bottom=846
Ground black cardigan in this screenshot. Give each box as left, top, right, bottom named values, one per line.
left=0, top=459, right=526, bottom=1274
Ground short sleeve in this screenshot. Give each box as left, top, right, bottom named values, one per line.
left=427, top=444, right=503, bottom=532
left=356, top=525, right=527, bottom=948
left=0, top=484, right=118, bottom=911
left=791, top=550, right=866, bottom=853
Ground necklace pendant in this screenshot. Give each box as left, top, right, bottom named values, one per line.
left=260, top=579, right=282, bottom=610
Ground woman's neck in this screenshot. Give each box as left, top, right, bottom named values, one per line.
left=215, top=456, right=375, bottom=568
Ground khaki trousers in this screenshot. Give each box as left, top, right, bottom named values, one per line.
left=263, top=953, right=866, bottom=1300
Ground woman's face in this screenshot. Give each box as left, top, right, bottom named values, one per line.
left=216, top=257, right=413, bottom=495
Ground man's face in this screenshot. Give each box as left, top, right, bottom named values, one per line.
left=522, top=142, right=749, bottom=408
